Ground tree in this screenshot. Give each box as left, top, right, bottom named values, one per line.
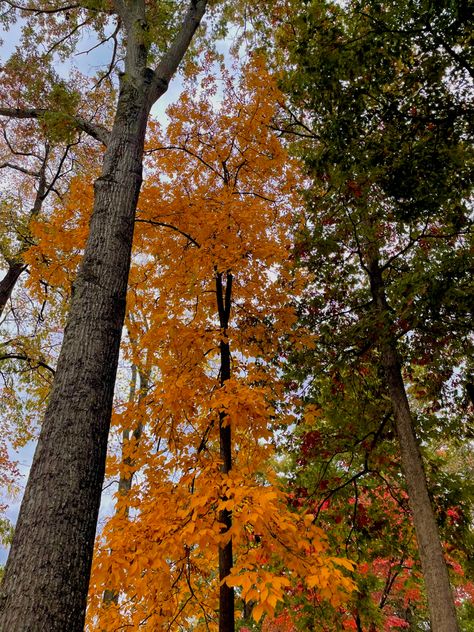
left=278, top=357, right=473, bottom=630
left=0, top=2, right=209, bottom=629
left=0, top=58, right=108, bottom=320
left=82, top=59, right=354, bottom=631
left=271, top=0, right=473, bottom=630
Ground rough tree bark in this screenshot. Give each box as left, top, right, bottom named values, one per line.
left=0, top=2, right=208, bottom=631
left=216, top=270, right=235, bottom=632
left=367, top=255, right=460, bottom=632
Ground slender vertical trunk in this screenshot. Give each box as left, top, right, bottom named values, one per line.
left=117, top=367, right=148, bottom=500
left=0, top=261, right=27, bottom=318
left=0, top=154, right=47, bottom=319
left=367, top=256, right=460, bottom=632
left=216, top=270, right=235, bottom=632
left=466, top=381, right=474, bottom=407
left=103, top=364, right=148, bottom=606
left=0, top=74, right=153, bottom=632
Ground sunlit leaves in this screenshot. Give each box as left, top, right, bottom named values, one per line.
left=84, top=57, right=354, bottom=630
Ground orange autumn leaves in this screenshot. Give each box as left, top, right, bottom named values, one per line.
left=24, top=58, right=355, bottom=629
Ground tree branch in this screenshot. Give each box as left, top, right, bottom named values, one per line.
left=0, top=108, right=110, bottom=146
left=0, top=353, right=55, bottom=375
left=145, top=142, right=224, bottom=180
left=135, top=218, right=200, bottom=248
left=426, top=24, right=474, bottom=80
left=1, top=1, right=80, bottom=14
left=149, top=0, right=208, bottom=106
left=111, top=0, right=128, bottom=23
left=0, top=162, right=40, bottom=177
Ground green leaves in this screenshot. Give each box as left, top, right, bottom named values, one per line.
left=272, top=0, right=474, bottom=627
left=38, top=82, right=81, bottom=143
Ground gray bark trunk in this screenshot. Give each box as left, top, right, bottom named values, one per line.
left=368, top=257, right=460, bottom=632
left=0, top=2, right=208, bottom=628
left=0, top=75, right=151, bottom=632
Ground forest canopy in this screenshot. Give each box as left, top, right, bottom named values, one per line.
left=0, top=1, right=472, bottom=631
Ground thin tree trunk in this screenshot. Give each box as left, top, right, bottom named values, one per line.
left=117, top=367, right=148, bottom=500
left=0, top=2, right=208, bottom=629
left=368, top=256, right=460, bottom=632
left=216, top=270, right=235, bottom=632
left=103, top=363, right=148, bottom=606
left=0, top=151, right=47, bottom=319
left=466, top=381, right=474, bottom=407
left=0, top=261, right=26, bottom=318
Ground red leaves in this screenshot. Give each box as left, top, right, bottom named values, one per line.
left=346, top=180, right=363, bottom=199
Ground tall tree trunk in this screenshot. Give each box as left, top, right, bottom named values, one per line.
left=216, top=271, right=235, bottom=632
left=0, top=75, right=152, bottom=632
left=0, top=2, right=208, bottom=628
left=368, top=256, right=460, bottom=632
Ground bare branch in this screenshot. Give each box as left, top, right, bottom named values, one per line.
left=0, top=353, right=55, bottom=375
left=149, top=0, right=208, bottom=106
left=135, top=218, right=200, bottom=248
left=1, top=1, right=80, bottom=14
left=2, top=127, right=43, bottom=160
left=42, top=140, right=79, bottom=200
left=0, top=108, right=110, bottom=146
left=429, top=27, right=474, bottom=79
left=30, top=147, right=48, bottom=218
left=80, top=19, right=121, bottom=89
left=233, top=190, right=276, bottom=203
left=45, top=19, right=90, bottom=57
left=0, top=162, right=40, bottom=177
left=145, top=143, right=224, bottom=180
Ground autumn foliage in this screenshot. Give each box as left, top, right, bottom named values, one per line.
left=0, top=2, right=472, bottom=630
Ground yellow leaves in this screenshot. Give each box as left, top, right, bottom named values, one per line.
left=306, top=558, right=356, bottom=608
left=209, top=379, right=273, bottom=440
left=223, top=574, right=243, bottom=589
left=211, top=473, right=355, bottom=621
left=84, top=56, right=331, bottom=631
left=224, top=569, right=291, bottom=622
left=307, top=566, right=331, bottom=589
left=138, top=59, right=302, bottom=289
left=252, top=603, right=266, bottom=623
left=24, top=174, right=94, bottom=304
left=303, top=403, right=324, bottom=426
left=90, top=442, right=357, bottom=629
left=332, top=557, right=357, bottom=572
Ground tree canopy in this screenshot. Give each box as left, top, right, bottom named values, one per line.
left=0, top=0, right=472, bottom=630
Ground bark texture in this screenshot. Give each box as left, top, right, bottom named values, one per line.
left=0, top=2, right=208, bottom=630
left=368, top=256, right=460, bottom=632
left=0, top=74, right=151, bottom=632
left=216, top=271, right=235, bottom=632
